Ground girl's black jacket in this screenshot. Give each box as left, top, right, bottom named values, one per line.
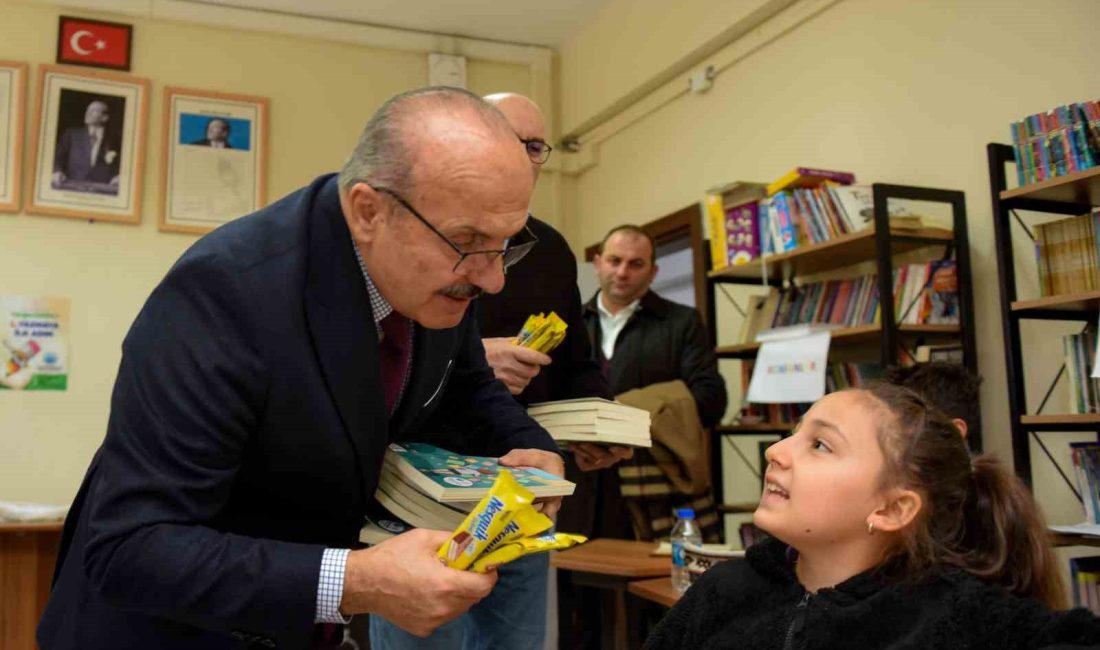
left=644, top=537, right=1100, bottom=650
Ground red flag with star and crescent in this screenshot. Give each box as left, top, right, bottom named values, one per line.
left=57, top=17, right=132, bottom=71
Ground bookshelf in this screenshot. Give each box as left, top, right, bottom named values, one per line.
left=986, top=143, right=1099, bottom=490
left=703, top=183, right=979, bottom=505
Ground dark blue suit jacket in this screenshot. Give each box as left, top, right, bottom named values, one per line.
left=53, top=126, right=119, bottom=183
left=37, top=175, right=557, bottom=649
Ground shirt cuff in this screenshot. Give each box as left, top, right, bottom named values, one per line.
left=315, top=547, right=353, bottom=624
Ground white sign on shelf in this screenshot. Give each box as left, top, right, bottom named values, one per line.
left=745, top=325, right=835, bottom=404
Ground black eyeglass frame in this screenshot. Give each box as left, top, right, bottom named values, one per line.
left=520, top=138, right=553, bottom=164
left=367, top=184, right=538, bottom=274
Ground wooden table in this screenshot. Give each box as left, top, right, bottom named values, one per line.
left=628, top=576, right=681, bottom=609
left=552, top=539, right=670, bottom=650
left=1, top=522, right=63, bottom=650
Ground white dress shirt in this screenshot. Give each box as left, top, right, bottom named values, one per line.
left=597, top=291, right=640, bottom=360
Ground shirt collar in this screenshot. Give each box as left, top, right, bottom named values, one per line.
left=596, top=291, right=639, bottom=320
left=351, top=241, right=392, bottom=326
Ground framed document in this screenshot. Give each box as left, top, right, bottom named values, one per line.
left=159, top=87, right=268, bottom=234
left=27, top=65, right=149, bottom=224
left=0, top=61, right=27, bottom=213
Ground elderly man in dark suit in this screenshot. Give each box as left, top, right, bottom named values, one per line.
left=37, top=86, right=562, bottom=650
left=51, top=99, right=120, bottom=188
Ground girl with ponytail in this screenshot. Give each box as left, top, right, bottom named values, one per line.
left=646, top=384, right=1100, bottom=649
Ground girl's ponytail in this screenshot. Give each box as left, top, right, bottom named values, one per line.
left=866, top=383, right=1066, bottom=609
left=952, top=456, right=1065, bottom=609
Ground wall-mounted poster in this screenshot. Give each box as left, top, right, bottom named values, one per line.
left=1, top=295, right=71, bottom=391
left=0, top=61, right=27, bottom=213
left=28, top=65, right=149, bottom=224
left=160, top=87, right=268, bottom=234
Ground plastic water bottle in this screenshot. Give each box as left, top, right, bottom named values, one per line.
left=670, top=507, right=703, bottom=592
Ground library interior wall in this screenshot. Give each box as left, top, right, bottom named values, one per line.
left=0, top=1, right=546, bottom=504
left=555, top=0, right=1100, bottom=538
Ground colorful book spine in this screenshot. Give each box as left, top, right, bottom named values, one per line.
left=704, top=194, right=729, bottom=270
left=725, top=201, right=761, bottom=266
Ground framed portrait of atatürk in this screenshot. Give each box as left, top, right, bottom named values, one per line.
left=27, top=65, right=149, bottom=224
left=159, top=87, right=269, bottom=235
left=0, top=60, right=28, bottom=213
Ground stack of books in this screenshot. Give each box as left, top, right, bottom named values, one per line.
left=1009, top=100, right=1100, bottom=186
left=363, top=443, right=575, bottom=544
left=527, top=398, right=652, bottom=448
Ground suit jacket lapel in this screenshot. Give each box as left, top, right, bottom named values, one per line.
left=303, top=177, right=389, bottom=503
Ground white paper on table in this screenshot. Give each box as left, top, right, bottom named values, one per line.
left=1092, top=311, right=1100, bottom=378
left=746, top=329, right=831, bottom=404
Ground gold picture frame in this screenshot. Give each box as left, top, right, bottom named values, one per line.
left=159, top=86, right=269, bottom=235
left=27, top=64, right=149, bottom=224
left=0, top=60, right=28, bottom=213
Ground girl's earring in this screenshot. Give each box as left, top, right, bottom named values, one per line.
left=867, top=521, right=875, bottom=535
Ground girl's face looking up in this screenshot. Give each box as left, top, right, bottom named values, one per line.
left=754, top=390, right=893, bottom=550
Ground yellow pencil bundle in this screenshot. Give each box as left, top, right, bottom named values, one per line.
left=437, top=470, right=586, bottom=573
left=514, top=312, right=567, bottom=355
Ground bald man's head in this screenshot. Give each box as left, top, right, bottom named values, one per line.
left=484, top=93, right=549, bottom=182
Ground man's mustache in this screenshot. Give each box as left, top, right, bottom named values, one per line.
left=438, top=284, right=483, bottom=300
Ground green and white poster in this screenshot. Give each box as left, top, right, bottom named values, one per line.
left=1, top=295, right=70, bottom=390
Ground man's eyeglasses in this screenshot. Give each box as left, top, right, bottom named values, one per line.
left=369, top=184, right=538, bottom=274
left=520, top=138, right=553, bottom=164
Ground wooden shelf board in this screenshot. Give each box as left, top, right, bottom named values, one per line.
left=1000, top=166, right=1100, bottom=205
left=1053, top=533, right=1100, bottom=548
left=716, top=502, right=760, bottom=514
left=707, top=227, right=954, bottom=282
left=1020, top=414, right=1100, bottom=426
left=716, top=324, right=960, bottom=358
left=1011, top=291, right=1100, bottom=314
left=717, top=423, right=792, bottom=433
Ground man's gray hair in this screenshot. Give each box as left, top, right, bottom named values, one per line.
left=338, top=86, right=511, bottom=195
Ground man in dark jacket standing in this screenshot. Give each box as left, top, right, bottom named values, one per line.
left=37, top=87, right=563, bottom=650
left=585, top=225, right=726, bottom=428
left=557, top=224, right=726, bottom=648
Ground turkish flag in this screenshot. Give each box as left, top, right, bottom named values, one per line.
left=57, top=16, right=132, bottom=71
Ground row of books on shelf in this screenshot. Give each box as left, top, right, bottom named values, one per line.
left=1064, top=328, right=1100, bottom=415
left=1034, top=210, right=1100, bottom=297
left=1010, top=100, right=1100, bottom=187
left=705, top=168, right=928, bottom=271
left=739, top=363, right=884, bottom=424
left=1070, top=556, right=1100, bottom=616
left=736, top=262, right=960, bottom=344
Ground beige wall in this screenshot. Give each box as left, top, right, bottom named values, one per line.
left=556, top=0, right=1100, bottom=531
left=0, top=1, right=545, bottom=504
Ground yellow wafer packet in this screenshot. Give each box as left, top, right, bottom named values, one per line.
left=437, top=470, right=534, bottom=570
left=470, top=532, right=588, bottom=573
left=481, top=503, right=554, bottom=556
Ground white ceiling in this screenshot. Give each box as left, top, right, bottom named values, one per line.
left=199, top=0, right=610, bottom=47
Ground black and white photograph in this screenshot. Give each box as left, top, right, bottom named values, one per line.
left=28, top=65, right=148, bottom=223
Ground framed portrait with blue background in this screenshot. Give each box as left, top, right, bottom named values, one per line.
left=159, top=86, right=268, bottom=234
